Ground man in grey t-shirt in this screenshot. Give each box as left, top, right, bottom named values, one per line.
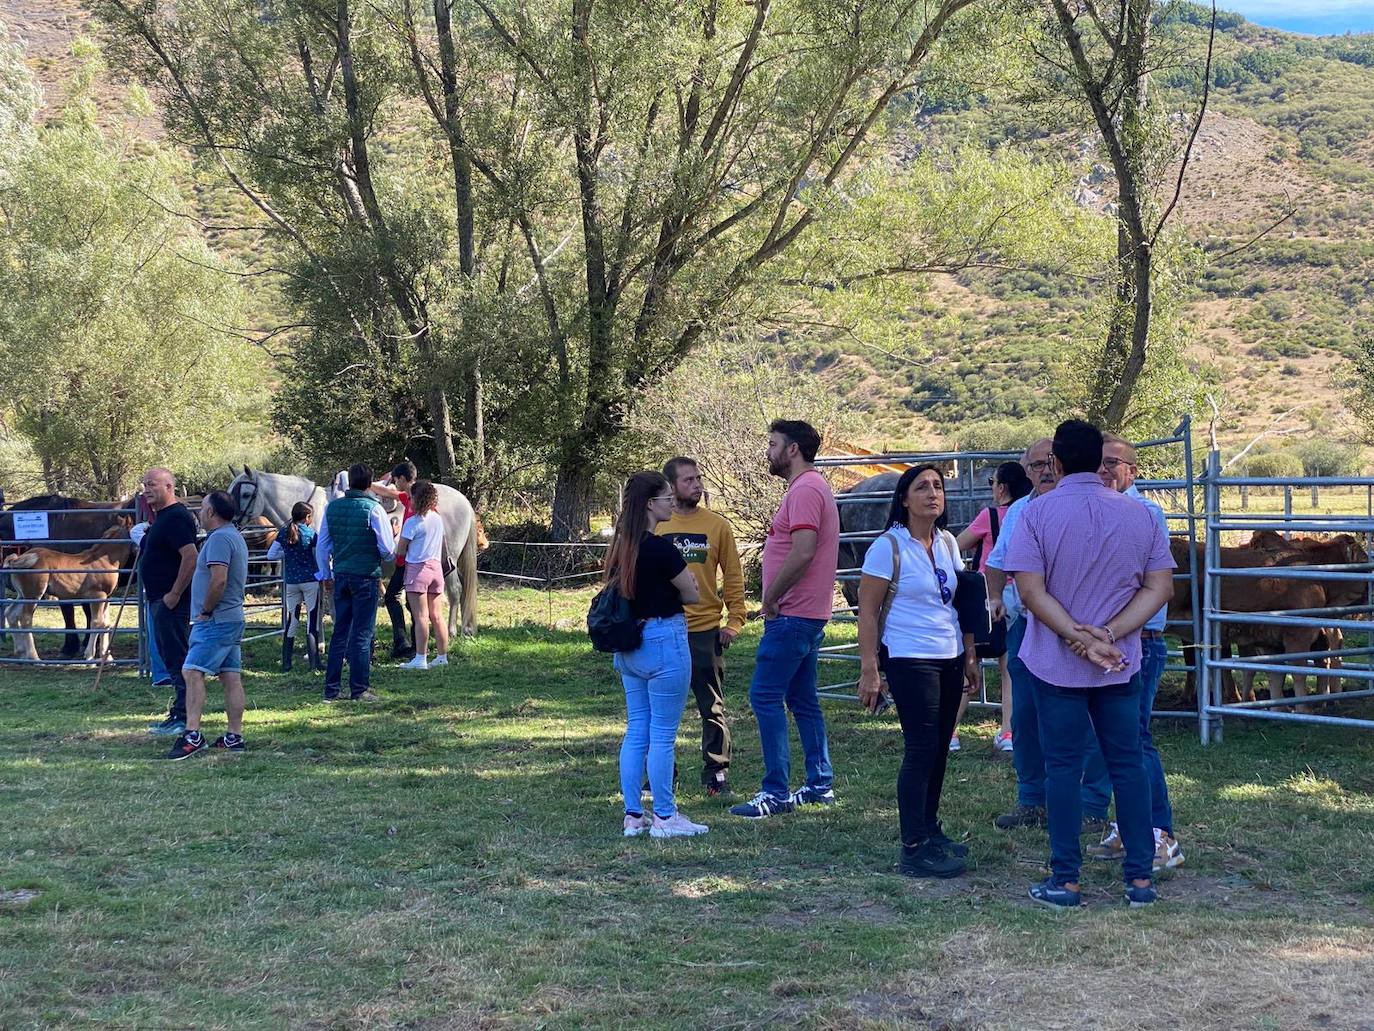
left=166, top=492, right=252, bottom=760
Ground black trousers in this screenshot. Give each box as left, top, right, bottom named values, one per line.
left=686, top=630, right=731, bottom=782
left=885, top=655, right=964, bottom=849
left=382, top=566, right=414, bottom=653
left=151, top=595, right=192, bottom=721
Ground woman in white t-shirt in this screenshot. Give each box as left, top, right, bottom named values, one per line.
left=856, top=464, right=978, bottom=880
left=395, top=480, right=447, bottom=671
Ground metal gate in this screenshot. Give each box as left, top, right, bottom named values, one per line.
left=1197, top=457, right=1374, bottom=742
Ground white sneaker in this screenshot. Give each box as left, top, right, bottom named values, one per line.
left=650, top=812, right=709, bottom=838
left=431, top=654, right=449, bottom=667
left=949, top=734, right=961, bottom=752
left=994, top=730, right=1014, bottom=752
left=401, top=655, right=429, bottom=671
left=623, top=813, right=652, bottom=837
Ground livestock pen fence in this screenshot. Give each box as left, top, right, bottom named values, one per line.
left=0, top=502, right=288, bottom=671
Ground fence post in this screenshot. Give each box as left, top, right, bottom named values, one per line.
left=1199, top=449, right=1222, bottom=745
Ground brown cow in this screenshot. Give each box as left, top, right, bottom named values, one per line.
left=4, top=523, right=133, bottom=661
left=1169, top=534, right=1367, bottom=705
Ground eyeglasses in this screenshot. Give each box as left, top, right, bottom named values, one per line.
left=1026, top=460, right=1052, bottom=472
left=935, top=565, right=951, bottom=605
left=1101, top=457, right=1135, bottom=470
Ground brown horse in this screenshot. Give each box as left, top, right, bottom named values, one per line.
left=4, top=523, right=133, bottom=661
left=1, top=494, right=135, bottom=656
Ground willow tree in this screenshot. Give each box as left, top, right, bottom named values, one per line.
left=96, top=0, right=996, bottom=536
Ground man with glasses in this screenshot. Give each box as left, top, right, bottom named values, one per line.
left=731, top=420, right=840, bottom=819
left=985, top=440, right=1112, bottom=832
left=1083, top=434, right=1185, bottom=872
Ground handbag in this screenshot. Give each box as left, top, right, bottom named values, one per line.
left=939, top=530, right=993, bottom=644
left=587, top=581, right=643, bottom=653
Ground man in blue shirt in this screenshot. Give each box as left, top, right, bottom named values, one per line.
left=1083, top=434, right=1185, bottom=872
left=985, top=439, right=1111, bottom=831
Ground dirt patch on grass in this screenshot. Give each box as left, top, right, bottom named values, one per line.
left=761, top=896, right=901, bottom=930
left=0, top=888, right=41, bottom=907
left=830, top=918, right=1374, bottom=1031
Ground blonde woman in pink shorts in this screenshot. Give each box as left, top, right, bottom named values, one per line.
left=396, top=480, right=447, bottom=671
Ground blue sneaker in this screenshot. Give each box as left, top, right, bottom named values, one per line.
left=1028, top=878, right=1081, bottom=909
left=148, top=716, right=186, bottom=737
left=729, top=792, right=796, bottom=819
left=1124, top=882, right=1158, bottom=908
left=790, top=785, right=836, bottom=808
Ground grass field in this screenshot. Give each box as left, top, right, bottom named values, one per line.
left=3, top=586, right=1374, bottom=1030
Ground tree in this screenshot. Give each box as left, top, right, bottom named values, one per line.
left=0, top=37, right=261, bottom=498
left=96, top=0, right=991, bottom=537
left=1040, top=0, right=1216, bottom=429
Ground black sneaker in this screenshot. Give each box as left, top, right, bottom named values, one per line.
left=900, top=841, right=966, bottom=879
left=210, top=734, right=245, bottom=753
left=930, top=823, right=970, bottom=859
left=390, top=646, right=416, bottom=661
left=790, top=785, right=836, bottom=808
left=166, top=732, right=207, bottom=761
left=994, top=804, right=1047, bottom=830
left=1081, top=814, right=1111, bottom=837
left=147, top=715, right=186, bottom=737
left=705, top=772, right=731, bottom=797
left=729, top=792, right=796, bottom=819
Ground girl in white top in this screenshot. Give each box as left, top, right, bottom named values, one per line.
left=856, top=464, right=978, bottom=880
left=396, top=480, right=447, bottom=671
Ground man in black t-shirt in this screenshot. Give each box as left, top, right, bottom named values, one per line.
left=138, top=468, right=200, bottom=736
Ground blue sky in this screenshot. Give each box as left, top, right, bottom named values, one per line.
left=1226, top=1, right=1374, bottom=35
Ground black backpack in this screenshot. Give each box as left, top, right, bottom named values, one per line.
left=587, top=581, right=643, bottom=653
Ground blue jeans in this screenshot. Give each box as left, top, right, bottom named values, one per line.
left=325, top=573, right=379, bottom=699
left=749, top=615, right=832, bottom=801
left=615, top=615, right=691, bottom=819
left=1082, top=633, right=1173, bottom=833
left=184, top=619, right=246, bottom=675
left=1034, top=673, right=1154, bottom=886
left=1008, top=616, right=1108, bottom=816
left=146, top=601, right=170, bottom=683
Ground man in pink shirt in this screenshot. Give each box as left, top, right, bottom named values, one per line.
left=1003, top=419, right=1174, bottom=909
left=730, top=420, right=841, bottom=820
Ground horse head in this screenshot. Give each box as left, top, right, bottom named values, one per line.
left=227, top=468, right=263, bottom=526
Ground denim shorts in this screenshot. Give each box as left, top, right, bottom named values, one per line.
left=183, top=619, right=246, bottom=675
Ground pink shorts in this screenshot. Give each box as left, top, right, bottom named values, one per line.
left=403, top=558, right=444, bottom=595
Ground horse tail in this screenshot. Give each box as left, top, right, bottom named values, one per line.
left=4, top=551, right=41, bottom=570
left=459, top=515, right=479, bottom=635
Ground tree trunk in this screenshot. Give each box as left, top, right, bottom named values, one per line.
left=550, top=453, right=596, bottom=542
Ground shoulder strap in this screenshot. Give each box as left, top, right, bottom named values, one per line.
left=989, top=506, right=1001, bottom=544
left=877, top=531, right=900, bottom=639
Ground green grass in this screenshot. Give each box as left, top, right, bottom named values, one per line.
left=3, top=586, right=1374, bottom=1029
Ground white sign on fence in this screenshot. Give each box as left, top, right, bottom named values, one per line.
left=12, top=512, right=49, bottom=540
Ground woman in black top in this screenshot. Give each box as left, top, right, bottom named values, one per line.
left=604, top=471, right=704, bottom=839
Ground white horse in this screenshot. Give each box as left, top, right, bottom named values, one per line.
left=227, top=468, right=480, bottom=636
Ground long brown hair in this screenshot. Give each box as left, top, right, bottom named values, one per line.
left=283, top=502, right=312, bottom=546
left=411, top=479, right=439, bottom=515
left=604, top=471, right=668, bottom=599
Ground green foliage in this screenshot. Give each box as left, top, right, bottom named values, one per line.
left=954, top=418, right=1054, bottom=453
left=1241, top=448, right=1303, bottom=478
left=0, top=41, right=264, bottom=498
left=1293, top=439, right=1362, bottom=478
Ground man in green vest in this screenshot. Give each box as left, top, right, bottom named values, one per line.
left=316, top=463, right=396, bottom=702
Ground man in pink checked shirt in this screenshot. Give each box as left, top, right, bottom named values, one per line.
left=1002, top=419, right=1174, bottom=910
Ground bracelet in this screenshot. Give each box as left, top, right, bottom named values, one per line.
left=1103, top=625, right=1116, bottom=643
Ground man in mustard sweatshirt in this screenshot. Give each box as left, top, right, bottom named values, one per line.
left=656, top=457, right=747, bottom=796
